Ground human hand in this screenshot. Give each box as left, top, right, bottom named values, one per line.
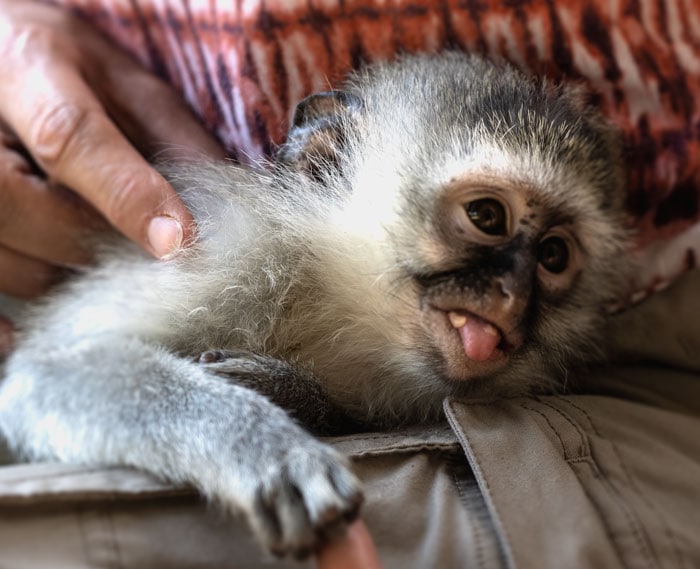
left=316, top=520, right=383, bottom=569
left=0, top=0, right=225, bottom=301
left=0, top=315, right=12, bottom=358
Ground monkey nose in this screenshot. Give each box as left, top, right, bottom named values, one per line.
left=493, top=275, right=530, bottom=318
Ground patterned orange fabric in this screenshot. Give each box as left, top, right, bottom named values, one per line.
left=51, top=0, right=700, bottom=299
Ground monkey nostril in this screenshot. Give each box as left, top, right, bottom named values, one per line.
left=496, top=277, right=515, bottom=301
left=494, top=275, right=531, bottom=317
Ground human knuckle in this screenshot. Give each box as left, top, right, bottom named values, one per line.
left=103, top=171, right=145, bottom=228
left=28, top=102, right=94, bottom=169
left=1, top=22, right=53, bottom=59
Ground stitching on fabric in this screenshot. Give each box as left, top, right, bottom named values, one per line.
left=535, top=398, right=590, bottom=458
left=76, top=506, right=94, bottom=567
left=565, top=459, right=633, bottom=567
left=332, top=432, right=455, bottom=443
left=554, top=397, right=602, bottom=435
left=446, top=457, right=492, bottom=569
left=565, top=456, right=594, bottom=465
left=569, top=455, right=660, bottom=569
left=328, top=428, right=456, bottom=444
left=518, top=403, right=570, bottom=460
left=448, top=458, right=486, bottom=569
left=0, top=488, right=196, bottom=507
left=557, top=396, right=686, bottom=569
left=549, top=398, right=660, bottom=569
left=532, top=399, right=658, bottom=569
left=347, top=442, right=463, bottom=458
left=443, top=400, right=517, bottom=569
left=105, top=509, right=124, bottom=569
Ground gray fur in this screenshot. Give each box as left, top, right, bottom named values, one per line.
left=0, top=53, right=628, bottom=556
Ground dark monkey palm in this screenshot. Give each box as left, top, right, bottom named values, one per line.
left=0, top=53, right=628, bottom=557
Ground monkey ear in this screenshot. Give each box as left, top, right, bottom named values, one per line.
left=276, top=91, right=362, bottom=179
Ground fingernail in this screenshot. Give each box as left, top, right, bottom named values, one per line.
left=148, top=216, right=183, bottom=259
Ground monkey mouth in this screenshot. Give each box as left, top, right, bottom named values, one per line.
left=422, top=303, right=519, bottom=381
left=444, top=309, right=510, bottom=362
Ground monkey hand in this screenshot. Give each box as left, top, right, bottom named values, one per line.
left=236, top=432, right=363, bottom=559
left=194, top=350, right=366, bottom=556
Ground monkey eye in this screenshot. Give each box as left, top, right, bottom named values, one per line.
left=465, top=198, right=507, bottom=236
left=538, top=236, right=569, bottom=274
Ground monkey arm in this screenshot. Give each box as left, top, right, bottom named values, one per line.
left=0, top=336, right=361, bottom=558
left=197, top=349, right=363, bottom=435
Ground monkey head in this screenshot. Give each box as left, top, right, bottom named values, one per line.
left=277, top=53, right=630, bottom=417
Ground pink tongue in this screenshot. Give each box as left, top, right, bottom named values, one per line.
left=457, top=318, right=502, bottom=362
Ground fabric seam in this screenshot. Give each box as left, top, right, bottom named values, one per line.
left=556, top=396, right=686, bottom=569
left=444, top=399, right=517, bottom=569
left=532, top=399, right=660, bottom=569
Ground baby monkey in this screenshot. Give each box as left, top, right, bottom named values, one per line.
left=0, top=53, right=628, bottom=557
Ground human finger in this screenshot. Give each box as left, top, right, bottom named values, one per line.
left=316, top=520, right=383, bottom=569
left=0, top=60, right=193, bottom=259
left=0, top=141, right=101, bottom=266
left=0, top=243, right=60, bottom=299
left=92, top=60, right=227, bottom=162
left=0, top=314, right=14, bottom=358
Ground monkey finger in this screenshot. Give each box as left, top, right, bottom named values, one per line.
left=0, top=145, right=100, bottom=266
left=0, top=243, right=61, bottom=299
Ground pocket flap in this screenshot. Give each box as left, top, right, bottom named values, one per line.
left=444, top=397, right=624, bottom=569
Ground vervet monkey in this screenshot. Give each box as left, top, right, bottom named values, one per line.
left=0, top=52, right=628, bottom=557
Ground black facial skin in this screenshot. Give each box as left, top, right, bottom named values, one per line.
left=412, top=233, right=535, bottom=296
left=409, top=230, right=566, bottom=365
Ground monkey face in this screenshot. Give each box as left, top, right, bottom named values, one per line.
left=408, top=174, right=590, bottom=385
left=339, top=55, right=628, bottom=400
